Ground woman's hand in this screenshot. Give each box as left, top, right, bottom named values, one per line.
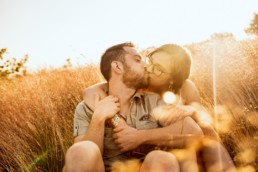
left=152, top=104, right=195, bottom=126
left=93, top=94, right=120, bottom=120
left=83, top=82, right=108, bottom=111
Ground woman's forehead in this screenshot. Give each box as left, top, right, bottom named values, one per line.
left=151, top=51, right=172, bottom=63
left=151, top=51, right=173, bottom=71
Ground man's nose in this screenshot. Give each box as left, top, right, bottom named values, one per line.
left=141, top=60, right=148, bottom=71
left=145, top=64, right=152, bottom=73
left=141, top=60, right=147, bottom=67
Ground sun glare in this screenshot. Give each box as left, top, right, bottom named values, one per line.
left=163, top=91, right=177, bottom=104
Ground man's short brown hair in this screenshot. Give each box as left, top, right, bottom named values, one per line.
left=100, top=42, right=135, bottom=81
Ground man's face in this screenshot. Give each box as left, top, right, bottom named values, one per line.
left=122, top=46, right=149, bottom=89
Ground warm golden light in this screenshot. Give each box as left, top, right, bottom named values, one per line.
left=235, top=148, right=256, bottom=165
left=215, top=105, right=233, bottom=134
left=163, top=91, right=177, bottom=104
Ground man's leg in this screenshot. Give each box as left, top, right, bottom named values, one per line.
left=63, top=141, right=105, bottom=172
left=140, top=150, right=180, bottom=172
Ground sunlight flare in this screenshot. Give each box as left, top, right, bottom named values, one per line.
left=163, top=91, right=177, bottom=104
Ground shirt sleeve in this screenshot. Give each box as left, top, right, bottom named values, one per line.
left=73, top=102, right=91, bottom=137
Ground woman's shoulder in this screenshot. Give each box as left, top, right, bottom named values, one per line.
left=180, top=79, right=200, bottom=104
left=181, top=79, right=196, bottom=90
left=180, top=79, right=199, bottom=94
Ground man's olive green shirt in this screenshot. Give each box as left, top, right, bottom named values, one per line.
left=73, top=92, right=165, bottom=166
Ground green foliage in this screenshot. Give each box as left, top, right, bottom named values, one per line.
left=0, top=48, right=28, bottom=78
left=245, top=13, right=258, bottom=37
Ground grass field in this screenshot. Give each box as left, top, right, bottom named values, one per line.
left=0, top=38, right=257, bottom=171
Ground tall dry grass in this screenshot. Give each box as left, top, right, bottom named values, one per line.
left=188, top=38, right=258, bottom=170
left=0, top=66, right=101, bottom=171
left=0, top=38, right=257, bottom=171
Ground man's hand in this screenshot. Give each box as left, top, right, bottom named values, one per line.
left=113, top=125, right=141, bottom=152
left=93, top=94, right=120, bottom=120
left=152, top=104, right=195, bottom=126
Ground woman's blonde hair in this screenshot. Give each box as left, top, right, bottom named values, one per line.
left=149, top=44, right=192, bottom=92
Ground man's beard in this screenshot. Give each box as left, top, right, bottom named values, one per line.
left=122, top=63, right=149, bottom=89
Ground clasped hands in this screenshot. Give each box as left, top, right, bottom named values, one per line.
left=92, top=94, right=141, bottom=152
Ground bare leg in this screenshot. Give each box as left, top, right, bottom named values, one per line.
left=63, top=141, right=105, bottom=172
left=111, top=159, right=141, bottom=172
left=172, top=149, right=199, bottom=172
left=200, top=139, right=236, bottom=172
left=140, top=150, right=180, bottom=172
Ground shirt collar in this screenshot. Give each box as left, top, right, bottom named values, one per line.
left=105, top=86, right=143, bottom=101
left=131, top=90, right=144, bottom=101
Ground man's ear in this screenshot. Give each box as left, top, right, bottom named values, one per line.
left=111, top=61, right=123, bottom=74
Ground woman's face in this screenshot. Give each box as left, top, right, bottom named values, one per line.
left=146, top=51, right=173, bottom=89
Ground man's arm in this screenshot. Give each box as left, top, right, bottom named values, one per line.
left=113, top=117, right=203, bottom=151
left=74, top=95, right=120, bottom=154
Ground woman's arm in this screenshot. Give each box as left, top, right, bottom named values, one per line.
left=151, top=104, right=196, bottom=126
left=181, top=80, right=220, bottom=140
left=83, top=82, right=108, bottom=110
left=83, top=82, right=128, bottom=128
left=140, top=117, right=204, bottom=147
left=74, top=95, right=120, bottom=154
left=113, top=117, right=204, bottom=151
left=151, top=79, right=201, bottom=126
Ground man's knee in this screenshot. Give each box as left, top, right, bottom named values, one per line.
left=142, top=150, right=179, bottom=171
left=66, top=141, right=101, bottom=161
left=64, top=141, right=103, bottom=172
left=145, top=150, right=177, bottom=161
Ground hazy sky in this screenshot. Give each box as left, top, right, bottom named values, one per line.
left=0, top=0, right=257, bottom=70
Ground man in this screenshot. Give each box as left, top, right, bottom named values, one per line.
left=63, top=42, right=203, bottom=172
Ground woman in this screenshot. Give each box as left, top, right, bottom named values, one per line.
left=83, top=44, right=235, bottom=172
left=145, top=44, right=220, bottom=140
left=145, top=44, right=199, bottom=105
